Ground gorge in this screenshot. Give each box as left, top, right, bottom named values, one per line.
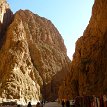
left=0, top=0, right=107, bottom=105
left=58, top=0, right=107, bottom=100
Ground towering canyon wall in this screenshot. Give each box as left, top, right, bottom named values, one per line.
left=0, top=1, right=70, bottom=104
left=58, top=0, right=107, bottom=99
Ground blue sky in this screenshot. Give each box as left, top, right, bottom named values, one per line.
left=7, top=0, right=94, bottom=59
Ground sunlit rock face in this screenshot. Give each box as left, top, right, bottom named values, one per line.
left=0, top=0, right=13, bottom=47
left=58, top=0, right=107, bottom=99
left=0, top=5, right=71, bottom=103
left=0, top=0, right=13, bottom=32
left=0, top=11, right=42, bottom=104
left=0, top=0, right=9, bottom=24
left=13, top=10, right=70, bottom=101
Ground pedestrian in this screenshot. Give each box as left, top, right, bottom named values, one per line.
left=66, top=100, right=70, bottom=107
left=41, top=100, right=43, bottom=107
left=17, top=105, right=21, bottom=107
left=100, top=96, right=104, bottom=107
left=43, top=99, right=46, bottom=105
left=61, top=100, right=65, bottom=107
left=27, top=102, right=32, bottom=107
left=36, top=102, right=41, bottom=107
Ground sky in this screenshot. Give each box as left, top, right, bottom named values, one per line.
left=7, top=0, right=94, bottom=60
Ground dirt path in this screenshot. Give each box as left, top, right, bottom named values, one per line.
left=44, top=102, right=62, bottom=107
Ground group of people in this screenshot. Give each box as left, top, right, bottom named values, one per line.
left=26, top=94, right=107, bottom=107
left=74, top=95, right=107, bottom=107
left=61, top=95, right=107, bottom=107
left=27, top=100, right=46, bottom=107
left=36, top=100, right=46, bottom=107
left=61, top=100, right=71, bottom=107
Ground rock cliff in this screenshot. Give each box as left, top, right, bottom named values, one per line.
left=0, top=0, right=13, bottom=48
left=58, top=0, right=107, bottom=100
left=0, top=1, right=70, bottom=104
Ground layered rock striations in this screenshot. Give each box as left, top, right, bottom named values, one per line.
left=0, top=1, right=70, bottom=103
left=58, top=0, right=107, bottom=99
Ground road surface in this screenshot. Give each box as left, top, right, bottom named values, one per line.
left=44, top=102, right=62, bottom=107
left=0, top=102, right=62, bottom=107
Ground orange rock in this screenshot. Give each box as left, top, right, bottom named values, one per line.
left=0, top=2, right=70, bottom=103
left=58, top=0, right=107, bottom=99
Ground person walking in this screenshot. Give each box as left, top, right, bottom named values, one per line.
left=66, top=100, right=70, bottom=107
left=41, top=100, right=43, bottom=107
left=36, top=102, right=41, bottom=107
left=61, top=100, right=65, bottom=107
left=43, top=99, right=46, bottom=105
left=27, top=102, right=32, bottom=107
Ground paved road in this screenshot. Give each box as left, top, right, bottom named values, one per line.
left=44, top=102, right=62, bottom=107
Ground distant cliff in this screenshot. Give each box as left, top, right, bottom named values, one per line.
left=0, top=0, right=70, bottom=104
left=58, top=0, right=107, bottom=99
left=0, top=0, right=13, bottom=48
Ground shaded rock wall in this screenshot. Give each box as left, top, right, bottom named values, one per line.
left=58, top=0, right=107, bottom=99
